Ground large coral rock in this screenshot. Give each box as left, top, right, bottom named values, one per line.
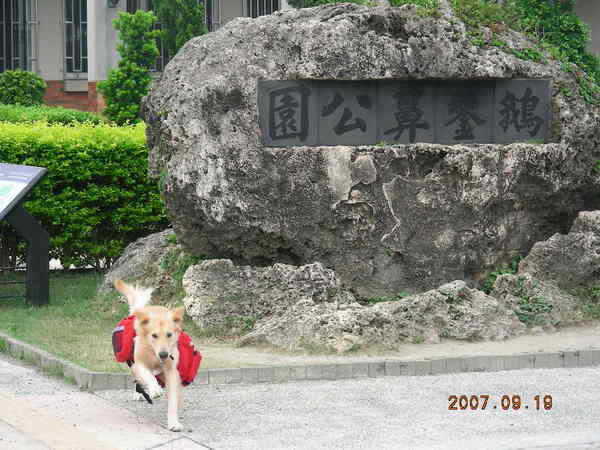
left=182, top=259, right=356, bottom=334
left=491, top=273, right=583, bottom=329
left=100, top=229, right=192, bottom=304
left=241, top=280, right=526, bottom=353
left=142, top=2, right=600, bottom=297
left=517, top=211, right=600, bottom=288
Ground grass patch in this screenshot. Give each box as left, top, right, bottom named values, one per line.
left=0, top=269, right=244, bottom=372
left=0, top=271, right=129, bottom=373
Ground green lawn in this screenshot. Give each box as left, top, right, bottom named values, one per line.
left=0, top=271, right=131, bottom=372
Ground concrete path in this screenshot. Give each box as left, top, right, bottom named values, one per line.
left=3, top=351, right=600, bottom=449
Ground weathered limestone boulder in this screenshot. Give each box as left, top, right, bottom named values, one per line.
left=240, top=279, right=525, bottom=352
left=491, top=273, right=583, bottom=329
left=517, top=211, right=600, bottom=288
left=182, top=259, right=357, bottom=334
left=182, top=259, right=525, bottom=352
left=142, top=2, right=600, bottom=297
left=100, top=229, right=192, bottom=304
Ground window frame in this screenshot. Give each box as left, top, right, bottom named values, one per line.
left=0, top=0, right=38, bottom=73
left=63, top=0, right=87, bottom=79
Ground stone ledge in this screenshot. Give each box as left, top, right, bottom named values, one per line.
left=1, top=331, right=598, bottom=391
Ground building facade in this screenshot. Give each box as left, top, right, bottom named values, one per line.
left=0, top=0, right=286, bottom=111
left=0, top=0, right=597, bottom=113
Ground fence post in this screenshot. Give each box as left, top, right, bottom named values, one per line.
left=5, top=205, right=49, bottom=306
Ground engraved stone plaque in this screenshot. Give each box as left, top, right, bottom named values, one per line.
left=318, top=81, right=377, bottom=146
left=494, top=79, right=550, bottom=144
left=377, top=81, right=436, bottom=144
left=258, top=79, right=551, bottom=146
left=437, top=81, right=494, bottom=144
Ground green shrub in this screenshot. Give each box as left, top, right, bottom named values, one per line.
left=512, top=276, right=553, bottom=326
left=512, top=0, right=599, bottom=84
left=481, top=257, right=521, bottom=294
left=98, top=11, right=159, bottom=125
left=0, top=70, right=47, bottom=106
left=572, top=285, right=600, bottom=319
left=0, top=122, right=168, bottom=269
left=449, top=0, right=520, bottom=29
left=0, top=104, right=102, bottom=125
left=390, top=0, right=439, bottom=16
left=450, top=0, right=599, bottom=104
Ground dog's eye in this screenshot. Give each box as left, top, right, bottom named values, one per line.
left=152, top=333, right=158, bottom=339
left=166, top=332, right=172, bottom=338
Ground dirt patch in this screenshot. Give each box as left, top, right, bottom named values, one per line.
left=198, top=323, right=600, bottom=369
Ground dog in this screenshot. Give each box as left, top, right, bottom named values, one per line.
left=113, top=278, right=187, bottom=432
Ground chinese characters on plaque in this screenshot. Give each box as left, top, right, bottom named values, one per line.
left=258, top=79, right=550, bottom=146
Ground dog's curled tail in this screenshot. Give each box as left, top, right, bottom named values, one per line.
left=113, top=278, right=154, bottom=314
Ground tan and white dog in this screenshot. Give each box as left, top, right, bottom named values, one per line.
left=114, top=279, right=186, bottom=432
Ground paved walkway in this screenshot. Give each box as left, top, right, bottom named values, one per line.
left=3, top=352, right=600, bottom=449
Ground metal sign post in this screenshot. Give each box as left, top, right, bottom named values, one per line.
left=0, top=163, right=49, bottom=306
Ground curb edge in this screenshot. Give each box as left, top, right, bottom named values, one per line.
left=1, top=331, right=599, bottom=391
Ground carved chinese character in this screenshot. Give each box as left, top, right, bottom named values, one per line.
left=444, top=90, right=487, bottom=140
left=384, top=88, right=430, bottom=143
left=321, top=91, right=373, bottom=135
left=498, top=87, right=544, bottom=137
left=269, top=86, right=311, bottom=142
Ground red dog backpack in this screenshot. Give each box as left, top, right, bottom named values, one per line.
left=112, top=315, right=136, bottom=363
left=112, top=315, right=202, bottom=386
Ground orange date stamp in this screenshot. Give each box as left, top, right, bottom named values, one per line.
left=448, top=394, right=553, bottom=411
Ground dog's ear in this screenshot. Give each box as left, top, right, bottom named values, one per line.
left=136, top=311, right=150, bottom=327
left=172, top=306, right=185, bottom=330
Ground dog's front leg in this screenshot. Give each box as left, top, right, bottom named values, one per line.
left=131, top=363, right=163, bottom=399
left=165, top=368, right=183, bottom=432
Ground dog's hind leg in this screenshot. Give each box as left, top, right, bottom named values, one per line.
left=165, top=369, right=183, bottom=432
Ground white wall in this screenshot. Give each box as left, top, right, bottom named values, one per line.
left=37, top=0, right=63, bottom=80
left=575, top=0, right=600, bottom=56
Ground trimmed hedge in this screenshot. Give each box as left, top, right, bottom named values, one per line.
left=0, top=104, right=102, bottom=125
left=0, top=122, right=168, bottom=269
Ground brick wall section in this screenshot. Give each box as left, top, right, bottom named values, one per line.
left=43, top=81, right=103, bottom=113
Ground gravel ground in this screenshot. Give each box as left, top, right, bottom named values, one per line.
left=96, top=366, right=600, bottom=450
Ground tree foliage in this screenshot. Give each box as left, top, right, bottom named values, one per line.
left=97, top=10, right=159, bottom=125
left=151, top=0, right=207, bottom=57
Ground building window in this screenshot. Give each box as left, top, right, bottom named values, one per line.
left=243, top=0, right=279, bottom=19
left=126, top=0, right=140, bottom=13
left=204, top=0, right=220, bottom=32
left=145, top=0, right=169, bottom=72
left=64, top=0, right=87, bottom=74
left=0, top=0, right=37, bottom=73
